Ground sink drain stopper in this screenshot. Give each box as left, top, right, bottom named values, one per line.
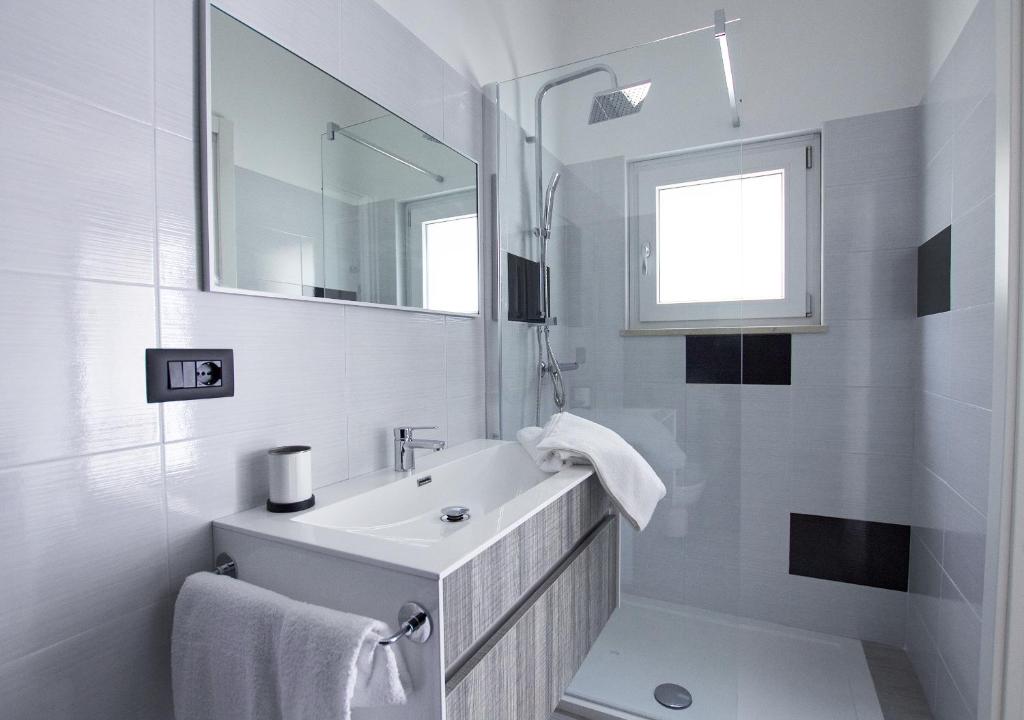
left=654, top=683, right=693, bottom=710
left=440, top=506, right=470, bottom=522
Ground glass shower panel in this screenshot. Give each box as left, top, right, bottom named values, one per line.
left=495, top=18, right=753, bottom=719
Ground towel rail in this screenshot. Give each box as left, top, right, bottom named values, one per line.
left=208, top=553, right=432, bottom=646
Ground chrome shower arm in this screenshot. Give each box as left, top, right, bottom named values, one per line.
left=533, top=64, right=619, bottom=319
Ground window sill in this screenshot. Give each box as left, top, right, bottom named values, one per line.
left=621, top=324, right=829, bottom=337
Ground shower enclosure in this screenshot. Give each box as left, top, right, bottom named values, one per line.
left=489, top=5, right=1004, bottom=719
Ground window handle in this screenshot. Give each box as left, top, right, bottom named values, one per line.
left=641, top=243, right=652, bottom=276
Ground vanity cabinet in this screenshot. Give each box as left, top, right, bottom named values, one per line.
left=445, top=515, right=618, bottom=720
left=213, top=445, right=618, bottom=720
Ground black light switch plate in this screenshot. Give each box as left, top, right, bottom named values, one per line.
left=146, top=348, right=234, bottom=403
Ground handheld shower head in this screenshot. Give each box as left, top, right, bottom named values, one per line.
left=542, top=171, right=561, bottom=238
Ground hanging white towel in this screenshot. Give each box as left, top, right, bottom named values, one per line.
left=521, top=412, right=667, bottom=531
left=171, top=572, right=407, bottom=720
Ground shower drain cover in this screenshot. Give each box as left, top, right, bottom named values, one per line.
left=654, top=683, right=693, bottom=710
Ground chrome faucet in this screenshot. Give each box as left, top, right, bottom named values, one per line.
left=394, top=426, right=447, bottom=472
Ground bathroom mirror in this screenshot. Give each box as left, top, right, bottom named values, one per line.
left=201, top=5, right=480, bottom=314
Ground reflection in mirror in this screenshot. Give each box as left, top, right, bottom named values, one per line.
left=204, top=6, right=479, bottom=314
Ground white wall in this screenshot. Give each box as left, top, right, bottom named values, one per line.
left=0, top=1, right=484, bottom=717
left=376, top=0, right=934, bottom=114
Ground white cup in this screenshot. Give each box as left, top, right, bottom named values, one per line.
left=267, top=445, right=314, bottom=511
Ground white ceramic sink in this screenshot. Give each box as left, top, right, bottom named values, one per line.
left=214, top=439, right=594, bottom=578
left=294, top=441, right=546, bottom=544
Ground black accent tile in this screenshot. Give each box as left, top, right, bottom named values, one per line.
left=686, top=335, right=741, bottom=383
left=789, top=513, right=911, bottom=592
left=506, top=253, right=545, bottom=323
left=917, top=226, right=951, bottom=317
left=742, top=334, right=791, bottom=385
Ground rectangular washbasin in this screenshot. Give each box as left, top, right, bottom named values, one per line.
left=213, top=439, right=594, bottom=578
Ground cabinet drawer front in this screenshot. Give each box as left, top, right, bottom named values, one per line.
left=446, top=515, right=618, bottom=720
left=442, top=475, right=609, bottom=670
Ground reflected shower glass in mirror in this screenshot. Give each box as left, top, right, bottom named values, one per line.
left=203, top=6, right=479, bottom=314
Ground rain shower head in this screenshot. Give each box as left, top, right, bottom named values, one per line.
left=588, top=81, right=651, bottom=124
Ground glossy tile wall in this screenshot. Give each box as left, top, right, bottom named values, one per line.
left=549, top=104, right=923, bottom=646
left=906, top=1, right=996, bottom=718
left=0, top=1, right=484, bottom=718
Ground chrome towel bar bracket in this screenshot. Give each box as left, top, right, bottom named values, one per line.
left=378, top=602, right=432, bottom=646
left=207, top=554, right=432, bottom=646
left=213, top=552, right=237, bottom=578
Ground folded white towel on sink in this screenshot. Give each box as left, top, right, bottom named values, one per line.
left=172, top=572, right=407, bottom=720
left=518, top=412, right=667, bottom=531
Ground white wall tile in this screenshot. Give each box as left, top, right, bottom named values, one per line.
left=740, top=572, right=907, bottom=646
left=938, top=572, right=982, bottom=712
left=445, top=316, right=485, bottom=400
left=345, top=306, right=444, bottom=412
left=157, top=130, right=201, bottom=289
left=0, top=0, right=153, bottom=123
left=216, top=0, right=341, bottom=80
left=922, top=141, right=954, bottom=242
left=156, top=0, right=198, bottom=140
left=159, top=289, right=347, bottom=442
left=906, top=606, right=940, bottom=709
left=443, top=64, right=483, bottom=161
left=791, top=386, right=914, bottom=457
left=952, top=93, right=996, bottom=222
left=945, top=400, right=991, bottom=514
left=823, top=248, right=917, bottom=320
left=0, top=448, right=168, bottom=665
left=823, top=177, right=921, bottom=253
left=0, top=601, right=172, bottom=720
left=909, top=534, right=944, bottom=637
left=915, top=391, right=954, bottom=481
left=948, top=303, right=994, bottom=409
left=934, top=657, right=975, bottom=720
left=165, top=422, right=347, bottom=589
left=447, top=393, right=486, bottom=447
left=0, top=73, right=155, bottom=285
left=792, top=319, right=917, bottom=388
left=340, top=0, right=444, bottom=138
left=911, top=462, right=946, bottom=557
left=0, top=272, right=160, bottom=467
left=951, top=195, right=996, bottom=309
left=940, top=485, right=986, bottom=616
left=822, top=106, right=921, bottom=188
left=788, top=449, right=914, bottom=524
left=919, top=312, right=952, bottom=397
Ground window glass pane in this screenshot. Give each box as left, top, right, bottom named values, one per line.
left=422, top=214, right=479, bottom=313
left=656, top=170, right=785, bottom=305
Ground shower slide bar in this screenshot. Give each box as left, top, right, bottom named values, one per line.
left=210, top=553, right=433, bottom=646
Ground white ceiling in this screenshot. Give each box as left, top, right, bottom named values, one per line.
left=373, top=0, right=977, bottom=99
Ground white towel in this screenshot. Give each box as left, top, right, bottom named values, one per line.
left=516, top=425, right=578, bottom=472
left=172, top=572, right=407, bottom=720
left=522, top=412, right=667, bottom=531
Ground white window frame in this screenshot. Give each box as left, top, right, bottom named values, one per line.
left=627, top=133, right=821, bottom=331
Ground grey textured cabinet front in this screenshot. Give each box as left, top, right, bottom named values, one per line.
left=445, top=515, right=618, bottom=720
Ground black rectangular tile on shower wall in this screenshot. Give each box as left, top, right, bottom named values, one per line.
left=685, top=335, right=741, bottom=383
left=685, top=334, right=791, bottom=385
left=789, top=513, right=911, bottom=592
left=741, top=334, right=791, bottom=385
left=507, top=253, right=545, bottom=323
left=917, top=226, right=951, bottom=317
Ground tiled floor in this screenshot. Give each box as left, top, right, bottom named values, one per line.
left=862, top=641, right=934, bottom=720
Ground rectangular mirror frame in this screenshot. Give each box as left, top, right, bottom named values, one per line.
left=198, top=0, right=482, bottom=317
